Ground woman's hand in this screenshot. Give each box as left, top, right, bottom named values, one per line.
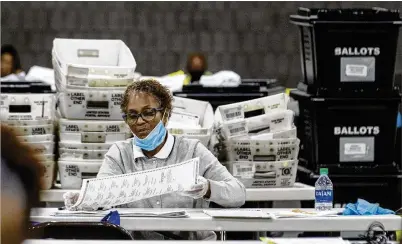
left=178, top=176, right=210, bottom=199
left=63, top=192, right=80, bottom=211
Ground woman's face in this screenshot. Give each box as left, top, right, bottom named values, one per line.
left=1, top=53, right=14, bottom=77
left=126, top=91, right=164, bottom=139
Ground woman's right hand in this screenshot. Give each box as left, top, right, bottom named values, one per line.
left=63, top=192, right=80, bottom=211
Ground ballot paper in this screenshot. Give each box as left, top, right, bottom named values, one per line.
left=260, top=237, right=349, bottom=244
left=273, top=209, right=341, bottom=218
left=203, top=209, right=276, bottom=219
left=54, top=209, right=188, bottom=218
left=69, top=158, right=199, bottom=211
left=204, top=209, right=341, bottom=219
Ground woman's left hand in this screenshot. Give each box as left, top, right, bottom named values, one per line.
left=178, top=176, right=210, bottom=199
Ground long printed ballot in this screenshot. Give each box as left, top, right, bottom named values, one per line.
left=70, top=158, right=199, bottom=210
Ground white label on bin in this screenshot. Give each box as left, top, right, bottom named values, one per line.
left=65, top=165, right=80, bottom=177
left=344, top=143, right=367, bottom=155
left=68, top=77, right=88, bottom=86
left=222, top=106, right=243, bottom=121
left=227, top=121, right=247, bottom=137
left=233, top=163, right=255, bottom=178
left=68, top=66, right=89, bottom=77
left=345, top=64, right=368, bottom=77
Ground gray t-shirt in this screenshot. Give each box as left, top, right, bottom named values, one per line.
left=97, top=133, right=246, bottom=240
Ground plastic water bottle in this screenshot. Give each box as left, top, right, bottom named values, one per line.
left=314, top=168, right=333, bottom=211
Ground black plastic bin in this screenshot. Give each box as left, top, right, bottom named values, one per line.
left=298, top=166, right=402, bottom=211
left=290, top=7, right=402, bottom=97
left=290, top=89, right=401, bottom=175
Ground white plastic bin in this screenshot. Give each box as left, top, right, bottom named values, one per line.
left=59, top=142, right=113, bottom=151
left=166, top=97, right=214, bottom=147
left=59, top=148, right=108, bottom=161
left=52, top=38, right=136, bottom=80
left=58, top=160, right=103, bottom=189
left=226, top=159, right=298, bottom=188
left=0, top=93, right=55, bottom=121
left=40, top=161, right=56, bottom=190
left=58, top=118, right=130, bottom=133
left=58, top=89, right=125, bottom=120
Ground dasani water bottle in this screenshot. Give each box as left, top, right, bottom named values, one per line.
left=314, top=168, right=333, bottom=211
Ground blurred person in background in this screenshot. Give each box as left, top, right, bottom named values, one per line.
left=168, top=52, right=212, bottom=85
left=1, top=124, right=42, bottom=244
left=1, top=44, right=25, bottom=78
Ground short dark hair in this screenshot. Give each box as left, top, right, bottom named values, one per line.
left=186, top=52, right=208, bottom=71
left=121, top=79, right=173, bottom=117
left=1, top=44, right=23, bottom=72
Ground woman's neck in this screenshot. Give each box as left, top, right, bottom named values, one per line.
left=142, top=133, right=168, bottom=158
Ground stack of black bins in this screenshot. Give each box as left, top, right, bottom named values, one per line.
left=289, top=7, right=402, bottom=210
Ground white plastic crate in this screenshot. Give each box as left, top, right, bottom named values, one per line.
left=53, top=57, right=134, bottom=90
left=58, top=160, right=103, bottom=189
left=39, top=154, right=55, bottom=162
left=215, top=93, right=289, bottom=123
left=60, top=132, right=128, bottom=143
left=17, top=134, right=54, bottom=143
left=59, top=148, right=108, bottom=161
left=226, top=159, right=298, bottom=188
left=58, top=118, right=130, bottom=134
left=8, top=124, right=54, bottom=136
left=166, top=97, right=214, bottom=147
left=29, top=142, right=55, bottom=155
left=59, top=142, right=113, bottom=151
left=220, top=110, right=294, bottom=139
left=52, top=38, right=136, bottom=80
left=226, top=138, right=300, bottom=162
left=40, top=161, right=56, bottom=190
left=0, top=93, right=55, bottom=121
left=249, top=127, right=298, bottom=140
left=2, top=119, right=53, bottom=126
left=58, top=89, right=125, bottom=120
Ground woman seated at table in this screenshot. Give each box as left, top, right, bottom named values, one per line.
left=64, top=79, right=246, bottom=240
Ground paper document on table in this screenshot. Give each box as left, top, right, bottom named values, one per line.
left=203, top=209, right=275, bottom=219
left=70, top=158, right=199, bottom=211
left=273, top=209, right=341, bottom=218
left=260, top=237, right=348, bottom=244
left=54, top=209, right=188, bottom=218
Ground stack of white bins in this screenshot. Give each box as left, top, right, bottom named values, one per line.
left=213, top=93, right=300, bottom=188
left=166, top=97, right=214, bottom=147
left=0, top=82, right=56, bottom=190
left=52, top=38, right=136, bottom=189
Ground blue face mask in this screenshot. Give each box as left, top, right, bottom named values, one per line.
left=133, top=120, right=167, bottom=151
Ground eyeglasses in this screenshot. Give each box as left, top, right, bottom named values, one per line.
left=122, top=107, right=164, bottom=125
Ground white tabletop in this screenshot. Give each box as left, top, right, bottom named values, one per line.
left=21, top=240, right=400, bottom=244
left=30, top=208, right=402, bottom=232
left=23, top=241, right=258, bottom=244
left=39, top=183, right=315, bottom=202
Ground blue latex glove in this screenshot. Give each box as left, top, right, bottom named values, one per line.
left=101, top=210, right=120, bottom=225
left=343, top=199, right=395, bottom=215
left=397, top=112, right=401, bottom=128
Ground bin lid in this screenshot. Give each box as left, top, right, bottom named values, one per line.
left=290, top=7, right=402, bottom=24
left=0, top=81, right=53, bottom=93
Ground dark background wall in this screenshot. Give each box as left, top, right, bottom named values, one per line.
left=2, top=1, right=402, bottom=87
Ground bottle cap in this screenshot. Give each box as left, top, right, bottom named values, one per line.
left=320, top=168, right=329, bottom=175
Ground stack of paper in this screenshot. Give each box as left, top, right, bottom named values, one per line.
left=54, top=209, right=188, bottom=218
left=273, top=209, right=341, bottom=218
left=203, top=209, right=341, bottom=219
left=203, top=209, right=275, bottom=219
left=260, top=237, right=349, bottom=244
